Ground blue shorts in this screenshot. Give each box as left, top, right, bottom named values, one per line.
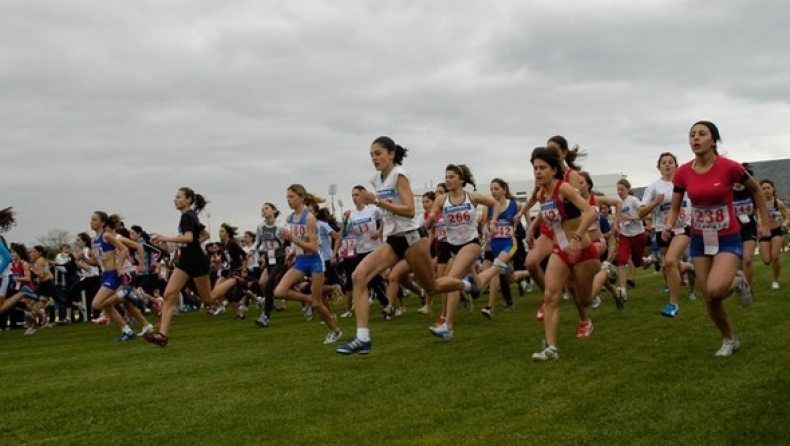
left=490, top=238, right=516, bottom=258
left=100, top=271, right=122, bottom=290
left=293, top=253, right=325, bottom=276
left=689, top=233, right=743, bottom=259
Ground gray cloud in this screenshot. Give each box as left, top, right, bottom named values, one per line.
left=2, top=0, right=789, bottom=243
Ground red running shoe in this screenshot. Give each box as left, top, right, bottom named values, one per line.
left=143, top=332, right=168, bottom=347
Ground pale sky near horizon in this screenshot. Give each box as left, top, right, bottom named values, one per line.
left=3, top=0, right=789, bottom=244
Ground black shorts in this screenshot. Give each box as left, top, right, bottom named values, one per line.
left=133, top=273, right=159, bottom=295
left=759, top=226, right=784, bottom=243
left=740, top=221, right=757, bottom=243
left=436, top=241, right=451, bottom=264
left=176, top=252, right=210, bottom=278
left=386, top=229, right=425, bottom=260
left=483, top=250, right=495, bottom=262
left=657, top=226, right=690, bottom=249
left=35, top=280, right=58, bottom=300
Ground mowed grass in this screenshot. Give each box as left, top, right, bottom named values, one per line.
left=2, top=254, right=789, bottom=446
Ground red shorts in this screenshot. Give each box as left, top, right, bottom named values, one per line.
left=552, top=244, right=599, bottom=267
left=617, top=233, right=647, bottom=267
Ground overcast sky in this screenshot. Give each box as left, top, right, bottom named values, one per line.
left=3, top=0, right=789, bottom=244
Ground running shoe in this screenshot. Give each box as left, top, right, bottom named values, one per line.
left=688, top=291, right=697, bottom=301
left=463, top=274, right=480, bottom=300
left=591, top=295, right=602, bottom=309
left=117, top=332, right=137, bottom=342
left=382, top=305, right=394, bottom=320
left=715, top=337, right=740, bottom=357
left=339, top=311, right=353, bottom=318
left=626, top=279, right=636, bottom=288
left=212, top=306, right=226, bottom=317
left=660, top=302, right=679, bottom=318
left=429, top=323, right=453, bottom=341
left=531, top=345, right=559, bottom=362
left=417, top=305, right=430, bottom=315
left=433, top=315, right=446, bottom=327
left=24, top=327, right=37, bottom=335
left=536, top=302, right=545, bottom=322
left=255, top=314, right=270, bottom=328
left=302, top=303, right=314, bottom=321
left=614, top=290, right=625, bottom=310
left=576, top=319, right=593, bottom=338
left=335, top=337, right=371, bottom=355
left=481, top=306, right=494, bottom=319
left=138, top=324, right=155, bottom=336
left=735, top=270, right=752, bottom=307
left=92, top=316, right=109, bottom=325
left=772, top=281, right=780, bottom=290
left=323, top=330, right=342, bottom=344
left=143, top=332, right=168, bottom=347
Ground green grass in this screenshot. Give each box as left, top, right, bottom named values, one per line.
left=2, top=255, right=789, bottom=446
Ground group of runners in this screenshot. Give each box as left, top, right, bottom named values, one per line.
left=2, top=120, right=787, bottom=360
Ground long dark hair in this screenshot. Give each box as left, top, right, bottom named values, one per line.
left=547, top=135, right=585, bottom=171
left=530, top=147, right=564, bottom=180
left=0, top=207, right=15, bottom=233
left=445, top=164, right=477, bottom=191
left=373, top=136, right=408, bottom=165
left=180, top=187, right=208, bottom=214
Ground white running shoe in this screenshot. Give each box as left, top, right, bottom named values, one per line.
left=771, top=281, right=780, bottom=290
left=339, top=311, right=353, bottom=318
left=138, top=324, right=155, bottom=336
left=715, top=337, right=740, bottom=357
left=417, top=305, right=430, bottom=315
left=323, top=330, right=342, bottom=344
left=591, top=295, right=602, bottom=309
left=532, top=345, right=558, bottom=362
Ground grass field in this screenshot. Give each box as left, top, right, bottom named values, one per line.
left=2, top=256, right=789, bottom=446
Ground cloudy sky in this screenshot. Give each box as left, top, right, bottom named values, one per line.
left=3, top=0, right=789, bottom=244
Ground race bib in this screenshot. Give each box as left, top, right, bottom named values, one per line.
left=691, top=205, right=730, bottom=231
left=494, top=221, right=512, bottom=238
left=342, top=239, right=357, bottom=258
left=733, top=199, right=754, bottom=224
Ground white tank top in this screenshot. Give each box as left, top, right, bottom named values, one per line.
left=371, top=165, right=418, bottom=236
left=443, top=192, right=478, bottom=246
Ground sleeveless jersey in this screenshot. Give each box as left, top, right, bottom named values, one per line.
left=490, top=199, right=518, bottom=240
left=93, top=231, right=114, bottom=272
left=443, top=192, right=478, bottom=246
left=371, top=165, right=418, bottom=236
left=288, top=209, right=311, bottom=256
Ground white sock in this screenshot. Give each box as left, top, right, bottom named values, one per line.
left=357, top=327, right=370, bottom=342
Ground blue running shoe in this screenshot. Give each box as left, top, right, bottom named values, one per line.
left=336, top=337, right=371, bottom=355
left=20, top=285, right=38, bottom=299
left=660, top=302, right=679, bottom=318
left=117, top=332, right=137, bottom=342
